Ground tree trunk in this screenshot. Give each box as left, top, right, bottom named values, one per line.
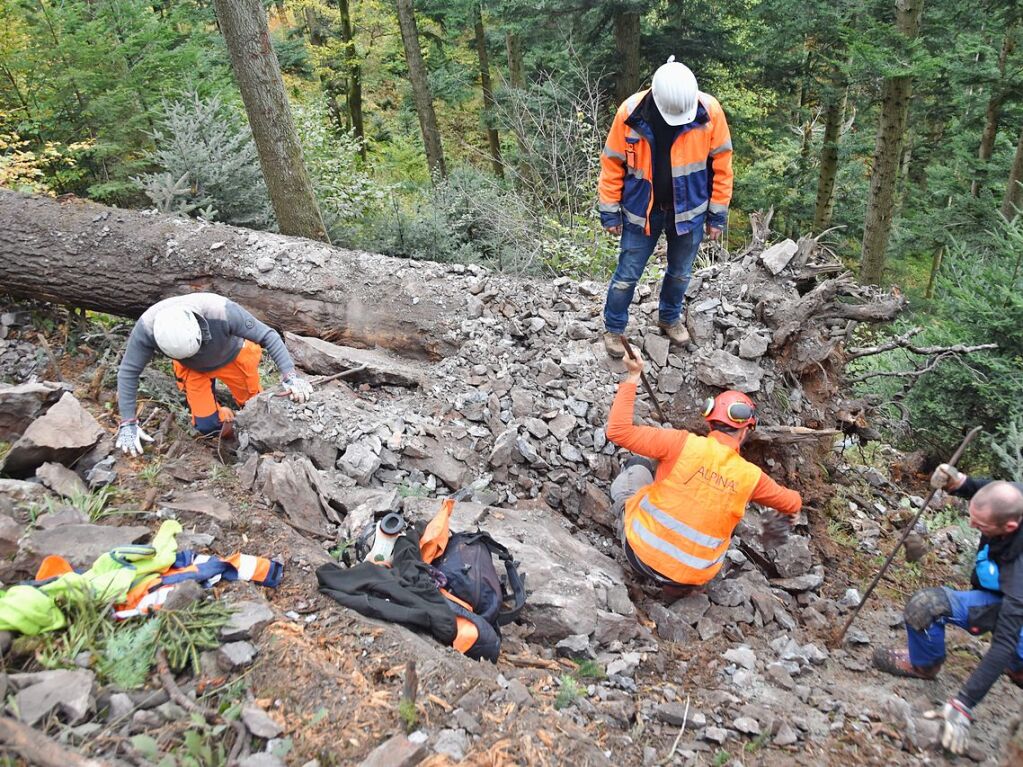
left=304, top=5, right=326, bottom=46
left=336, top=0, right=365, bottom=160
left=972, top=28, right=1015, bottom=197
left=859, top=0, right=925, bottom=286
left=1002, top=123, right=1023, bottom=221
left=0, top=190, right=459, bottom=360
left=473, top=4, right=503, bottom=177
left=394, top=0, right=446, bottom=177
left=613, top=10, right=641, bottom=104
left=506, top=32, right=524, bottom=88
left=212, top=0, right=330, bottom=243
left=813, top=81, right=848, bottom=232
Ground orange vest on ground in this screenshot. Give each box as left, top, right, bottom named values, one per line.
left=624, top=433, right=762, bottom=585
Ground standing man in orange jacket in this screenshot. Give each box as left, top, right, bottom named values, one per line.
left=605, top=350, right=801, bottom=593
left=598, top=56, right=733, bottom=359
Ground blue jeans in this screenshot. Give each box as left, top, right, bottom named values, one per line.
left=907, top=587, right=1023, bottom=669
left=603, top=208, right=704, bottom=334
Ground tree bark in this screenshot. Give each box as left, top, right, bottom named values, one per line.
left=972, top=28, right=1015, bottom=197
left=506, top=32, right=524, bottom=88
left=1003, top=123, right=1023, bottom=221
left=212, top=0, right=330, bottom=243
left=394, top=0, right=446, bottom=177
left=473, top=4, right=503, bottom=177
left=813, top=81, right=848, bottom=232
left=859, top=0, right=924, bottom=286
left=613, top=10, right=641, bottom=104
left=0, top=190, right=460, bottom=360
left=335, top=0, right=365, bottom=160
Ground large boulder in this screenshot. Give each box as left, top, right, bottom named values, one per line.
left=0, top=381, right=67, bottom=441
left=1, top=392, right=104, bottom=478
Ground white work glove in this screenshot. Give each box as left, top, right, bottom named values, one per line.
left=930, top=463, right=965, bottom=491
left=282, top=373, right=314, bottom=404
left=116, top=420, right=154, bottom=456
left=925, top=698, right=972, bottom=755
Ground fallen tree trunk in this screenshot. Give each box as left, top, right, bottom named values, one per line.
left=0, top=190, right=461, bottom=360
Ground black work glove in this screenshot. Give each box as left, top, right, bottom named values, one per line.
left=760, top=510, right=793, bottom=549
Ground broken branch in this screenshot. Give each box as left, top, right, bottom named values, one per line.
left=0, top=715, right=116, bottom=767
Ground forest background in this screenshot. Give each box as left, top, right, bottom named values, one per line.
left=1, top=0, right=1021, bottom=471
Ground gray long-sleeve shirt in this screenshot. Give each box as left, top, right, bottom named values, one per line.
left=117, top=293, right=296, bottom=422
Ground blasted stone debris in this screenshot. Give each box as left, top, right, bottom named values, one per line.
left=670, top=592, right=711, bottom=625
left=21, top=523, right=150, bottom=568
left=221, top=601, right=275, bottom=641
left=738, top=331, right=770, bottom=360
left=654, top=702, right=691, bottom=726
left=259, top=455, right=334, bottom=535
left=217, top=641, right=257, bottom=671
left=556, top=634, right=592, bottom=658
left=707, top=578, right=749, bottom=608
left=338, top=442, right=382, bottom=485
left=11, top=669, right=95, bottom=725
left=771, top=536, right=814, bottom=578
left=646, top=602, right=697, bottom=643
left=694, top=349, right=764, bottom=393
left=404, top=437, right=469, bottom=490
left=433, top=729, right=470, bottom=762
left=0, top=381, right=67, bottom=441
left=724, top=646, right=757, bottom=670
left=774, top=722, right=799, bottom=746
left=85, top=455, right=117, bottom=488
left=0, top=514, right=21, bottom=557
left=703, top=727, right=729, bottom=744
left=760, top=239, right=799, bottom=275
left=160, top=492, right=232, bottom=522
left=236, top=396, right=339, bottom=470
left=284, top=332, right=424, bottom=388
left=644, top=334, right=670, bottom=367
left=1, top=392, right=104, bottom=477
left=733, top=717, right=760, bottom=735
left=35, top=461, right=88, bottom=499
left=358, top=733, right=427, bottom=767
left=242, top=704, right=284, bottom=739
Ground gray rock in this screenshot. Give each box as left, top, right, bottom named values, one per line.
left=766, top=663, right=795, bottom=690
left=733, top=716, right=760, bottom=735
left=241, top=704, right=283, bottom=739
left=771, top=572, right=824, bottom=592
left=160, top=492, right=232, bottom=522
left=85, top=456, right=117, bottom=489
left=654, top=701, right=691, bottom=726
left=11, top=669, right=95, bottom=725
left=760, top=239, right=798, bottom=275
left=35, top=461, right=87, bottom=499
left=2, top=392, right=104, bottom=477
left=556, top=634, right=592, bottom=658
left=579, top=482, right=615, bottom=531
left=0, top=514, right=20, bottom=558
left=707, top=578, right=749, bottom=608
left=647, top=602, right=697, bottom=643
left=21, top=524, right=150, bottom=568
left=235, top=397, right=338, bottom=470
left=107, top=692, right=135, bottom=721
left=221, top=601, right=274, bottom=641
left=548, top=413, right=577, bottom=440
left=560, top=441, right=583, bottom=463
left=723, top=646, right=757, bottom=670
left=256, top=256, right=275, bottom=272
left=771, top=536, right=813, bottom=578
left=338, top=442, right=382, bottom=486
left=671, top=592, right=712, bottom=625
left=433, top=728, right=470, bottom=762
left=163, top=580, right=203, bottom=612
left=0, top=381, right=67, bottom=441
left=239, top=756, right=286, bottom=767
left=259, top=456, right=333, bottom=536
left=450, top=708, right=480, bottom=735
left=34, top=508, right=89, bottom=530
left=694, top=349, right=763, bottom=393
left=703, top=726, right=729, bottom=744
left=657, top=369, right=683, bottom=394
left=505, top=678, right=534, bottom=707
left=738, top=331, right=770, bottom=360
left=404, top=438, right=468, bottom=490
left=284, top=333, right=425, bottom=389
left=696, top=616, right=722, bottom=640
left=358, top=733, right=427, bottom=767
left=217, top=641, right=257, bottom=671
left=644, top=334, right=670, bottom=367
left=489, top=428, right=519, bottom=467
left=774, top=721, right=799, bottom=746
left=838, top=588, right=861, bottom=608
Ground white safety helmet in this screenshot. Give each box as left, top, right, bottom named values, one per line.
left=152, top=305, right=202, bottom=359
left=651, top=56, right=699, bottom=126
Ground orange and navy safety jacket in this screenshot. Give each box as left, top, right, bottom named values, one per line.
left=607, top=382, right=800, bottom=586
left=598, top=89, right=733, bottom=235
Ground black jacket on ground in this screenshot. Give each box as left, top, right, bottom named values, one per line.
left=952, top=477, right=1023, bottom=707
left=316, top=532, right=457, bottom=647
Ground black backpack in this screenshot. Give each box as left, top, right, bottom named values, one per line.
left=432, top=531, right=526, bottom=628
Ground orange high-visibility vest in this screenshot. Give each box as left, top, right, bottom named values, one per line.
left=624, top=433, right=761, bottom=585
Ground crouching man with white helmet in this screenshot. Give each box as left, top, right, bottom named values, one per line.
left=115, top=293, right=313, bottom=455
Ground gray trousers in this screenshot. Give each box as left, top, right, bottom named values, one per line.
left=610, top=462, right=676, bottom=585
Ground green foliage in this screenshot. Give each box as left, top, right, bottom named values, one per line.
left=136, top=93, right=272, bottom=228
left=98, top=618, right=159, bottom=689
left=990, top=414, right=1023, bottom=478
left=572, top=659, right=605, bottom=680
left=554, top=674, right=581, bottom=710
left=30, top=485, right=121, bottom=523
left=156, top=600, right=233, bottom=674
left=398, top=697, right=418, bottom=732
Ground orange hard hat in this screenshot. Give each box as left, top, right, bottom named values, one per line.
left=702, top=390, right=757, bottom=430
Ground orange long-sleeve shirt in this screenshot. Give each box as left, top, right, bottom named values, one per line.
left=606, top=382, right=801, bottom=515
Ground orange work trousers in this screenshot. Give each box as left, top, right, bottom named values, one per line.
left=173, top=341, right=263, bottom=434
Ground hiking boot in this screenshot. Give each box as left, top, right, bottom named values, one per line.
left=872, top=646, right=941, bottom=679
left=1005, top=668, right=1023, bottom=689
left=603, top=332, right=625, bottom=359
left=657, top=320, right=691, bottom=346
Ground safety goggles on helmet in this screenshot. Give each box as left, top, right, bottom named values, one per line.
left=702, top=396, right=757, bottom=429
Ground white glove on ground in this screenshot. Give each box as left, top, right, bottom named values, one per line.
left=116, top=420, right=154, bottom=456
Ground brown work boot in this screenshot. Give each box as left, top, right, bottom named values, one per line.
left=1005, top=668, right=1023, bottom=689
left=872, top=646, right=942, bottom=679
left=603, top=332, right=625, bottom=359
left=657, top=320, right=691, bottom=346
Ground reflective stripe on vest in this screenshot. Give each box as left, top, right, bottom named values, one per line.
left=630, top=518, right=726, bottom=570
left=675, top=201, right=709, bottom=224
left=639, top=496, right=724, bottom=549
left=672, top=160, right=707, bottom=177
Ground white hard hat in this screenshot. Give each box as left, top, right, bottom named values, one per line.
left=651, top=56, right=699, bottom=126
left=152, top=305, right=202, bottom=359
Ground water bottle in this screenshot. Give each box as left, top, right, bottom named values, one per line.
left=365, top=512, right=407, bottom=565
